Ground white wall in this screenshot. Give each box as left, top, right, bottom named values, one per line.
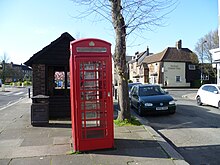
left=217, top=63, right=220, bottom=85
left=148, top=63, right=159, bottom=84
left=210, top=0, right=220, bottom=84
left=218, top=0, right=220, bottom=46
left=163, top=62, right=190, bottom=87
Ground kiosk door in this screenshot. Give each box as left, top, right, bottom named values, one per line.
left=75, top=58, right=113, bottom=151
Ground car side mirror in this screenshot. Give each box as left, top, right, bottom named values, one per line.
left=164, top=90, right=169, bottom=94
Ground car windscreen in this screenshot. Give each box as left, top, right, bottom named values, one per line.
left=139, top=86, right=165, bottom=96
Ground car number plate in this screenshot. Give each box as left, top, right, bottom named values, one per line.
left=156, top=106, right=168, bottom=110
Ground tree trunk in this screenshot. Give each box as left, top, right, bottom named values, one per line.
left=110, top=0, right=131, bottom=121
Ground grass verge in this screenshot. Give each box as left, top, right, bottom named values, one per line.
left=114, top=116, right=142, bottom=126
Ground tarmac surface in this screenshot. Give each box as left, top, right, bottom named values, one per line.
left=0, top=87, right=194, bottom=165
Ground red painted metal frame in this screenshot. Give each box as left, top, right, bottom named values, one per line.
left=70, top=38, right=114, bottom=151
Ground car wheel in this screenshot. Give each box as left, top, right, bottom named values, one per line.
left=137, top=104, right=143, bottom=117
left=196, top=96, right=202, bottom=106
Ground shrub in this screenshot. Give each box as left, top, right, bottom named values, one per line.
left=23, top=81, right=32, bottom=86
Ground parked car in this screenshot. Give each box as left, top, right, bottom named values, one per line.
left=130, top=84, right=176, bottom=116
left=196, top=84, right=220, bottom=108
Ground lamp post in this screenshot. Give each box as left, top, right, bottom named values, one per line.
left=201, top=40, right=207, bottom=85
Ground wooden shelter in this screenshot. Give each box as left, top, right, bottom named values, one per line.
left=25, top=32, right=75, bottom=118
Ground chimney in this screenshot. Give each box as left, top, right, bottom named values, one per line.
left=176, top=40, right=182, bottom=49
left=135, top=51, right=139, bottom=61
left=146, top=46, right=149, bottom=56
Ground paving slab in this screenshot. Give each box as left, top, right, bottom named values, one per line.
left=53, top=136, right=71, bottom=145
left=0, top=159, right=11, bottom=165
left=0, top=139, right=23, bottom=147
left=0, top=144, right=71, bottom=159
left=9, top=156, right=51, bottom=165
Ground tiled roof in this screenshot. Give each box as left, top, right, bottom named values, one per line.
left=128, top=50, right=148, bottom=64
left=142, top=48, right=167, bottom=63
left=143, top=47, right=196, bottom=64
left=24, top=32, right=75, bottom=66
left=137, top=51, right=148, bottom=65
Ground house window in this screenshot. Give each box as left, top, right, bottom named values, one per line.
left=203, top=74, right=209, bottom=80
left=176, top=76, right=181, bottom=82
left=188, top=64, right=195, bottom=70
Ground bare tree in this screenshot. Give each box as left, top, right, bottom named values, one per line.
left=0, top=52, right=10, bottom=84
left=0, top=52, right=10, bottom=63
left=72, top=0, right=177, bottom=121
left=194, top=29, right=219, bottom=79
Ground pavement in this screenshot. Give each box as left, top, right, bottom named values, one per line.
left=182, top=93, right=196, bottom=100
left=0, top=87, right=196, bottom=165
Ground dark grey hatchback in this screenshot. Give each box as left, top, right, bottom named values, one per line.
left=130, top=84, right=176, bottom=116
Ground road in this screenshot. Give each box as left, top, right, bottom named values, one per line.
left=144, top=89, right=220, bottom=165
left=0, top=86, right=31, bottom=110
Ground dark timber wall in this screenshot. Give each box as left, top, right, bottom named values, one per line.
left=25, top=32, right=75, bottom=119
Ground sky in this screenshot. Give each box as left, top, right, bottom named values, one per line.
left=0, top=0, right=218, bottom=65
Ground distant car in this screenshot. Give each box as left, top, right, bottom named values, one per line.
left=196, top=84, right=220, bottom=108
left=128, top=82, right=142, bottom=95
left=130, top=84, right=176, bottom=116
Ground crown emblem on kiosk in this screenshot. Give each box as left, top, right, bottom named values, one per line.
left=89, top=41, right=95, bottom=46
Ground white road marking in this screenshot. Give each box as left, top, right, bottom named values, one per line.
left=2, top=92, right=13, bottom=95
left=0, top=97, right=24, bottom=111
left=13, top=92, right=24, bottom=96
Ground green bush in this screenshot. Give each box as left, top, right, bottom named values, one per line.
left=191, top=80, right=201, bottom=88
left=17, top=82, right=22, bottom=86
left=23, top=81, right=32, bottom=86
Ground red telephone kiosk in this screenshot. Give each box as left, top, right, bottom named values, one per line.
left=70, top=38, right=114, bottom=151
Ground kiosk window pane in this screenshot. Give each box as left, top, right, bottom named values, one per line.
left=82, top=120, right=106, bottom=128
left=85, top=102, right=101, bottom=110
left=67, top=72, right=70, bottom=89
left=81, top=111, right=106, bottom=120
left=82, top=112, right=99, bottom=120
left=80, top=91, right=99, bottom=101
